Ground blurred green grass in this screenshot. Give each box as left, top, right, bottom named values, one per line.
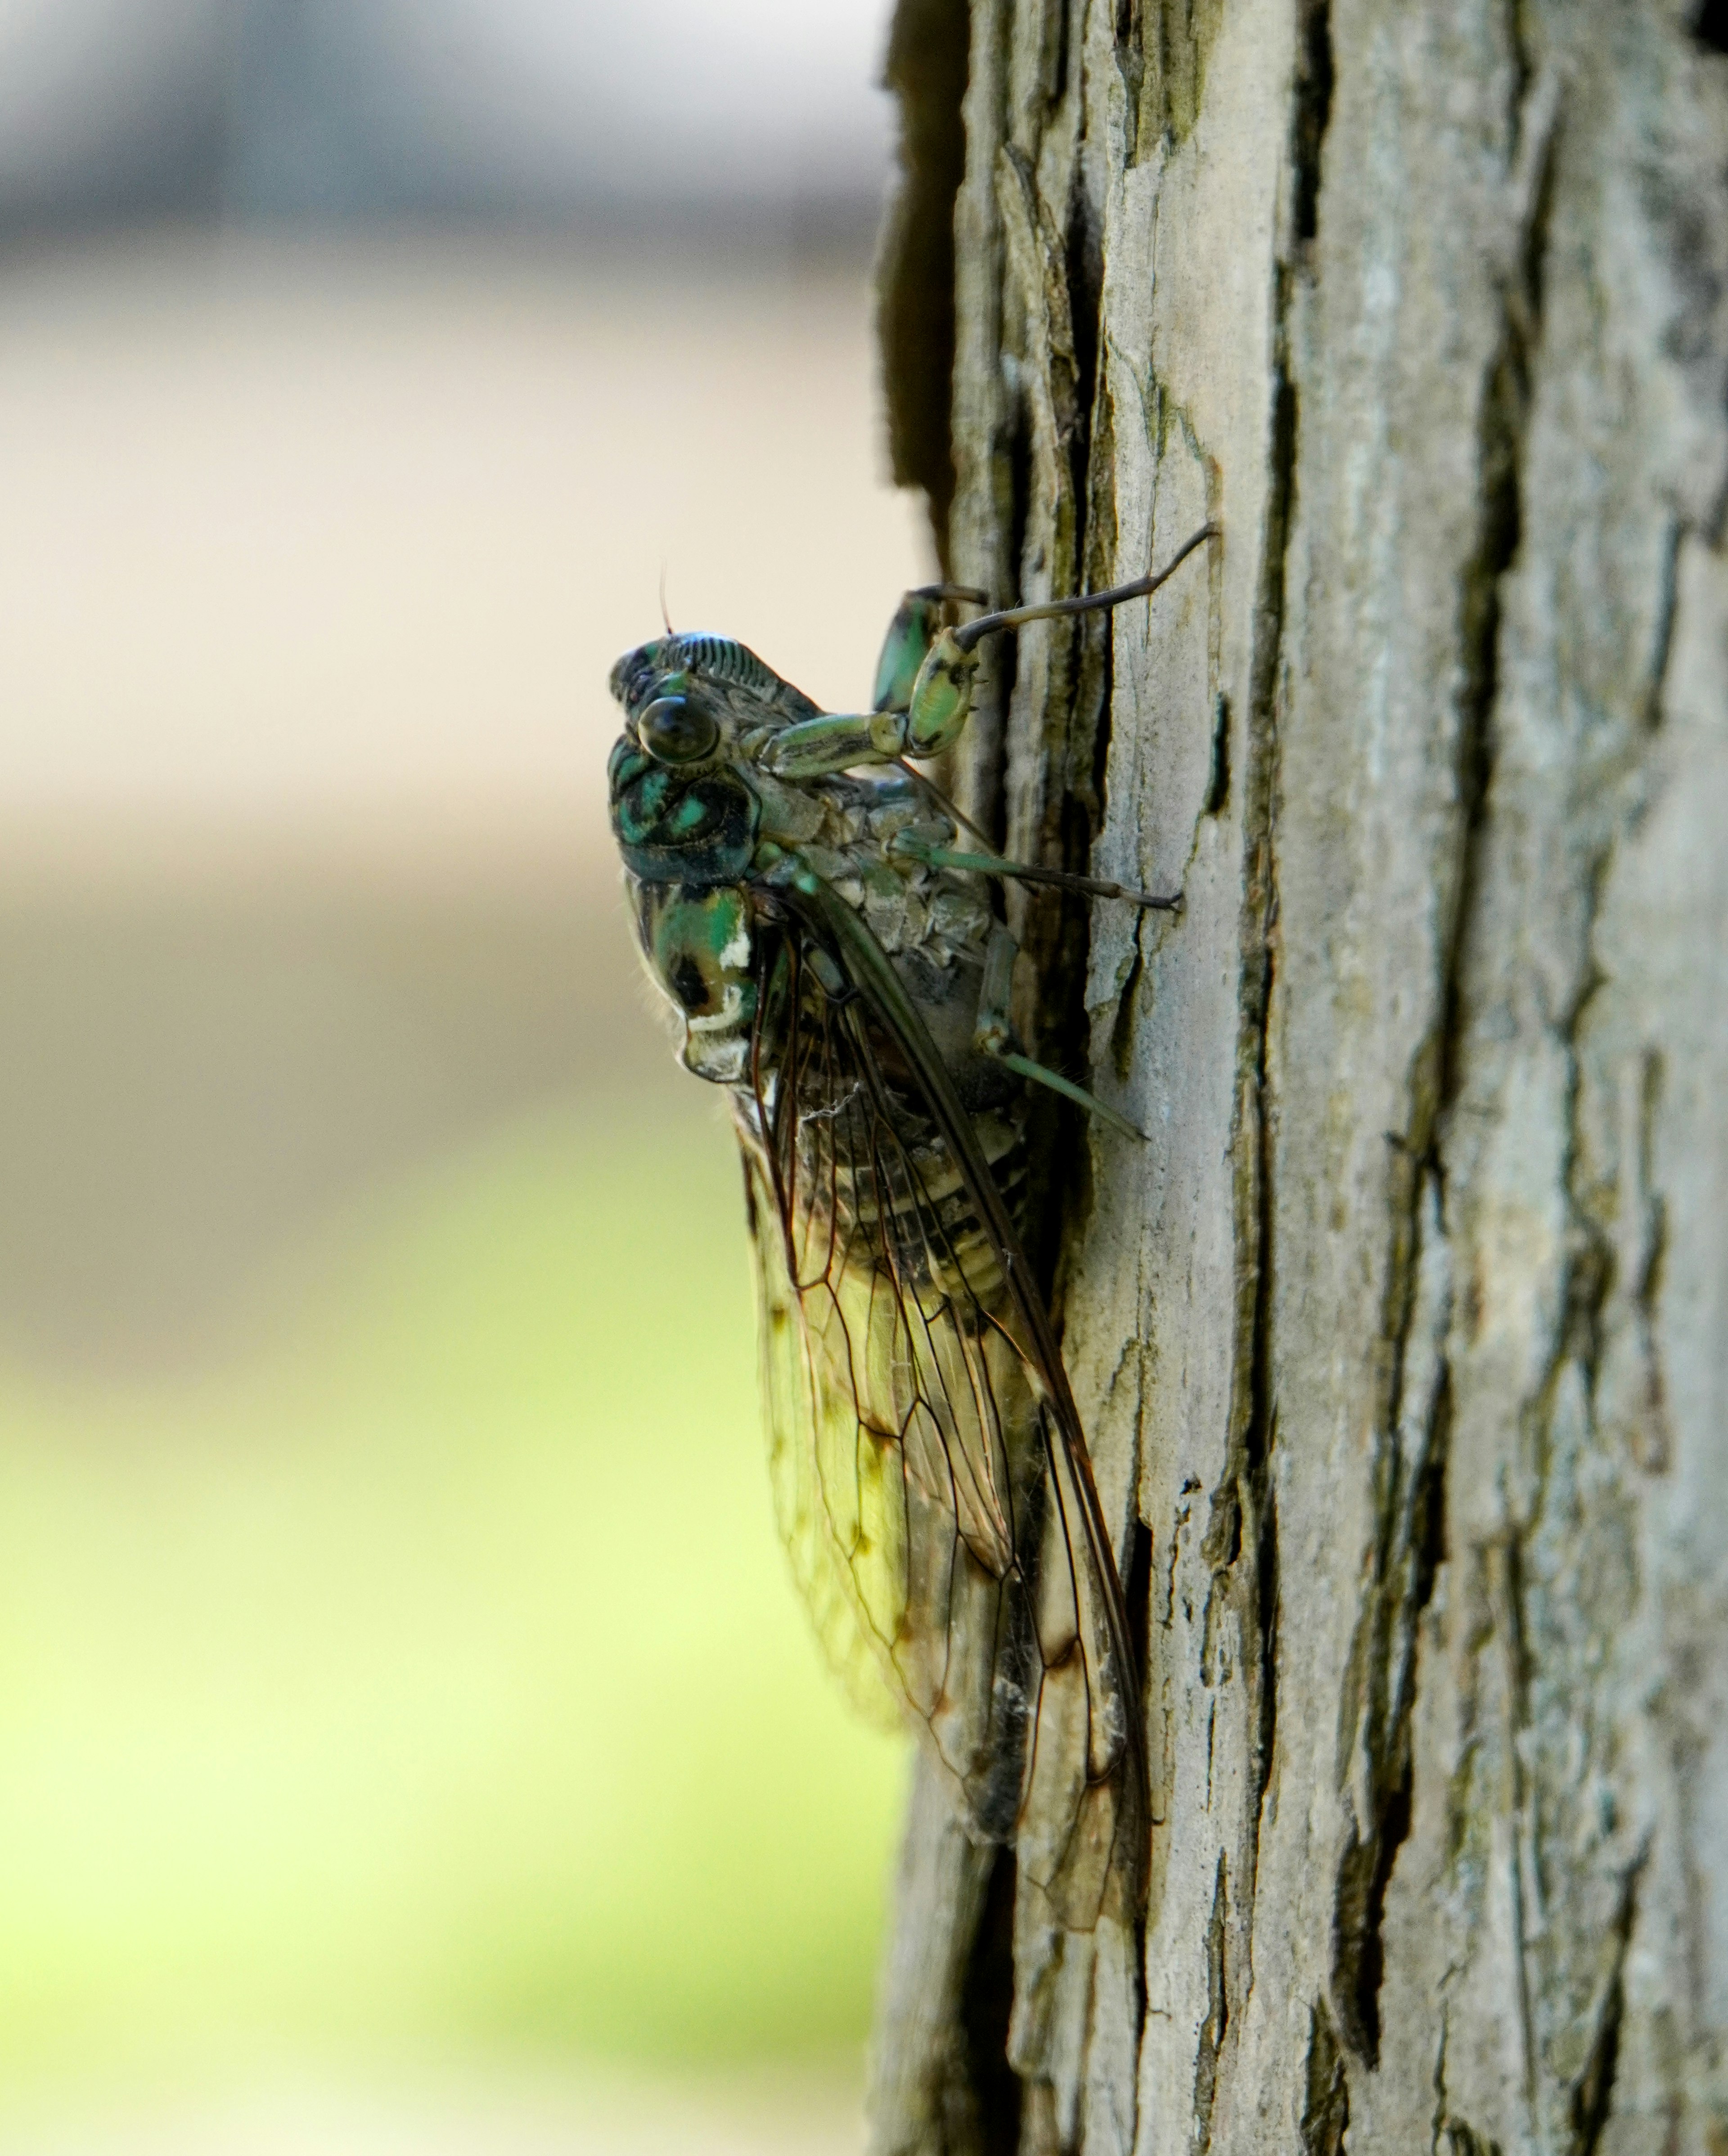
left=0, top=1096, right=906, bottom=2095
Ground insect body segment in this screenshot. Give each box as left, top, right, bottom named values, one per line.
left=605, top=530, right=1214, bottom=1927
left=633, top=883, right=757, bottom=1082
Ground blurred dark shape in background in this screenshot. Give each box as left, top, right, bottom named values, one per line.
left=0, top=0, right=891, bottom=248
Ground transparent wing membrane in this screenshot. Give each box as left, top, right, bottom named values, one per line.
left=737, top=919, right=1146, bottom=1927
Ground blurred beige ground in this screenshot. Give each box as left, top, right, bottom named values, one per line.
left=0, top=234, right=921, bottom=2148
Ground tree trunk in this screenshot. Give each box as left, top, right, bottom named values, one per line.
left=870, top=2, right=1728, bottom=2150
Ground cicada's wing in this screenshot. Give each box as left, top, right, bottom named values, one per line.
left=740, top=1128, right=903, bottom=1736
left=738, top=887, right=1148, bottom=1927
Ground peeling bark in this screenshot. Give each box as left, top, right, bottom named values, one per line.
left=871, top=1, right=1728, bottom=2150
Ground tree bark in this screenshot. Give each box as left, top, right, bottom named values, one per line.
left=871, top=3, right=1728, bottom=2151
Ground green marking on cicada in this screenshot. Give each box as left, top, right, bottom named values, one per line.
left=634, top=881, right=757, bottom=1082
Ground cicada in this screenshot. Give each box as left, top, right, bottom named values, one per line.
left=606, top=529, right=1211, bottom=1926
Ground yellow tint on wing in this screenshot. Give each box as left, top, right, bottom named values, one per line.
left=744, top=1137, right=903, bottom=1733
left=735, top=1100, right=1032, bottom=1807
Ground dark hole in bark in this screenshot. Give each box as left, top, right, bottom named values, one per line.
left=1415, top=1367, right=1452, bottom=1610
left=1692, top=0, right=1728, bottom=52
left=1351, top=1758, right=1411, bottom=2061
left=1066, top=190, right=1103, bottom=470
left=1568, top=1973, right=1624, bottom=2156
left=1254, top=1479, right=1280, bottom=1812
left=1204, top=692, right=1232, bottom=814
left=960, top=1846, right=1024, bottom=2154
left=1292, top=0, right=1335, bottom=244
left=1333, top=1360, right=1446, bottom=2062
left=1125, top=1512, right=1153, bottom=1657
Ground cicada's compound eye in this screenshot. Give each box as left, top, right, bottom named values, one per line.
left=637, top=694, right=719, bottom=766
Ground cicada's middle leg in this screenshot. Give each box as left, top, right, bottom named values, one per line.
left=971, top=922, right=1147, bottom=1143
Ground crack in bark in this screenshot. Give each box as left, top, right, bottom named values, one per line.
left=1299, top=1999, right=1351, bottom=2156
left=1190, top=1853, right=1231, bottom=2154
left=1438, top=57, right=1558, bottom=1120
left=1566, top=1852, right=1644, bottom=2156
left=1629, top=1047, right=1671, bottom=1470
left=1643, top=517, right=1684, bottom=731
left=1202, top=691, right=1232, bottom=816
left=1109, top=0, right=1145, bottom=169
left=1291, top=0, right=1335, bottom=249
left=1205, top=277, right=1298, bottom=1937
left=1330, top=1181, right=1453, bottom=2066
left=1420, top=31, right=1561, bottom=1925
left=1490, top=1531, right=1543, bottom=2130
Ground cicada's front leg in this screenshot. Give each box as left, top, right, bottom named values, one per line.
left=871, top=583, right=987, bottom=716
left=760, top=578, right=998, bottom=781
left=760, top=524, right=1219, bottom=784
left=759, top=625, right=986, bottom=781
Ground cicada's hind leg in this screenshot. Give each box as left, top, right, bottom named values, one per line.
left=871, top=584, right=988, bottom=714
left=973, top=923, right=1145, bottom=1143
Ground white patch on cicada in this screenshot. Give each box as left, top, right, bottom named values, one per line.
left=681, top=977, right=753, bottom=1083
left=799, top=1082, right=866, bottom=1124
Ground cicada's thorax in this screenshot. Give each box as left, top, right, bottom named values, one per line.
left=606, top=629, right=1002, bottom=1096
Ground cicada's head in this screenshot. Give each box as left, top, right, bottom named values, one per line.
left=608, top=631, right=794, bottom=730
left=605, top=634, right=766, bottom=888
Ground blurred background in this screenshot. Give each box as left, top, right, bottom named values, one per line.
left=0, top=2, right=928, bottom=2147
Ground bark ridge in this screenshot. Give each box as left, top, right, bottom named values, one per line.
left=871, top=2, right=1728, bottom=2151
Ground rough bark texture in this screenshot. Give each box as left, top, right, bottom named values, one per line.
left=871, top=2, right=1728, bottom=2151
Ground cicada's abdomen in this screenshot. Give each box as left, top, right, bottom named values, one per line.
left=630, top=880, right=757, bottom=1084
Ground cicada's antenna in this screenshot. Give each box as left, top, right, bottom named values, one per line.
left=659, top=561, right=675, bottom=637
